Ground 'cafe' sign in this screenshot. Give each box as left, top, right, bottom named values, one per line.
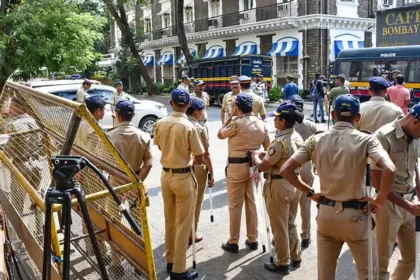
left=376, top=6, right=420, bottom=47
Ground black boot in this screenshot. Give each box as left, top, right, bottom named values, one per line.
left=302, top=238, right=311, bottom=248
left=264, top=262, right=290, bottom=275
left=170, top=270, right=198, bottom=280
left=245, top=239, right=258, bottom=250
left=167, top=263, right=173, bottom=274
left=292, top=260, right=301, bottom=268
left=221, top=240, right=239, bottom=253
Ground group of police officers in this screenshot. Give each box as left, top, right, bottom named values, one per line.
left=4, top=72, right=420, bottom=280
left=81, top=74, right=420, bottom=280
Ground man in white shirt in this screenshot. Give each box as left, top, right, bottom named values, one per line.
left=76, top=79, right=92, bottom=103
left=177, top=75, right=191, bottom=92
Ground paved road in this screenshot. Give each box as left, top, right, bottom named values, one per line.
left=141, top=98, right=410, bottom=280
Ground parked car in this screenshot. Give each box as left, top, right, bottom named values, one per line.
left=37, top=84, right=168, bottom=136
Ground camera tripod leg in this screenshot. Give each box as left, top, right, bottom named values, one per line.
left=62, top=191, right=72, bottom=280
left=42, top=190, right=53, bottom=280
left=74, top=188, right=109, bottom=280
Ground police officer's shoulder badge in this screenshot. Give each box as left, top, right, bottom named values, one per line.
left=268, top=147, right=276, bottom=156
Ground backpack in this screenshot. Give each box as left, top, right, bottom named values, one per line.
left=310, top=80, right=320, bottom=101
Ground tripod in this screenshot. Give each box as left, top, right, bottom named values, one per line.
left=42, top=156, right=142, bottom=280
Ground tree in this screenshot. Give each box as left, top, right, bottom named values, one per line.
left=175, top=0, right=193, bottom=66
left=0, top=0, right=105, bottom=91
left=102, top=0, right=157, bottom=95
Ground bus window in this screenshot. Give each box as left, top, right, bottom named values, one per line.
left=338, top=61, right=360, bottom=81
left=361, top=61, right=408, bottom=80
left=409, top=60, right=420, bottom=82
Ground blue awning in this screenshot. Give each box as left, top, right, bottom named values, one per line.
left=267, top=40, right=298, bottom=57
left=202, top=48, right=224, bottom=59
left=178, top=50, right=196, bottom=64
left=334, top=40, right=364, bottom=55
left=232, top=44, right=257, bottom=56
left=157, top=53, right=173, bottom=65
left=143, top=55, right=154, bottom=66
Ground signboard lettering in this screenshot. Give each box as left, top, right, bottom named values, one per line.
left=377, top=6, right=420, bottom=47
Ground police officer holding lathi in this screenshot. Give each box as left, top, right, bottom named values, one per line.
left=371, top=104, right=420, bottom=280
left=217, top=93, right=270, bottom=253
left=154, top=88, right=204, bottom=280
left=289, top=95, right=317, bottom=249
left=251, top=100, right=304, bottom=275
left=279, top=94, right=397, bottom=280
left=357, top=77, right=403, bottom=133
left=186, top=97, right=214, bottom=244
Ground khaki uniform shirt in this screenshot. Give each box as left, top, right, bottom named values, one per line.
left=242, top=89, right=266, bottom=118
left=191, top=91, right=210, bottom=120
left=111, top=91, right=129, bottom=108
left=154, top=112, right=204, bottom=168
left=222, top=91, right=240, bottom=119
left=187, top=116, right=209, bottom=150
left=108, top=122, right=152, bottom=172
left=219, top=115, right=269, bottom=182
left=294, top=119, right=317, bottom=181
left=292, top=121, right=388, bottom=201
left=372, top=117, right=420, bottom=193
left=264, top=128, right=303, bottom=175
left=76, top=87, right=89, bottom=103
left=357, top=96, right=404, bottom=133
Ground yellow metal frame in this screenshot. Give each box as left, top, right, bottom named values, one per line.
left=0, top=81, right=157, bottom=280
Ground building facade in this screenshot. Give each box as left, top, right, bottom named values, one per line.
left=108, top=0, right=379, bottom=90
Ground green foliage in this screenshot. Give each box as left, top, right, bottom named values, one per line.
left=269, top=86, right=282, bottom=101
left=0, top=0, right=105, bottom=83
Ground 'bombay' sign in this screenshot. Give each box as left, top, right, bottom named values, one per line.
left=376, top=5, right=420, bottom=47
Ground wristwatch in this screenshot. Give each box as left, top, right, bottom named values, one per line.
left=306, top=189, right=315, bottom=198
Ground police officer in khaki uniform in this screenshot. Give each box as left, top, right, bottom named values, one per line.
left=76, top=79, right=92, bottom=103
left=191, top=80, right=210, bottom=123
left=221, top=76, right=241, bottom=124
left=186, top=97, right=214, bottom=244
left=154, top=88, right=204, bottom=280
left=371, top=104, right=420, bottom=280
left=239, top=75, right=266, bottom=120
left=280, top=94, right=397, bottom=280
left=217, top=93, right=270, bottom=253
left=111, top=81, right=130, bottom=127
left=357, top=77, right=403, bottom=133
left=252, top=101, right=304, bottom=275
left=86, top=95, right=106, bottom=122
left=289, top=95, right=317, bottom=248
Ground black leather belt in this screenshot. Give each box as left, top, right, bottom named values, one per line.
left=228, top=157, right=249, bottom=164
left=263, top=173, right=283, bottom=180
left=163, top=167, right=191, bottom=173
left=320, top=197, right=367, bottom=210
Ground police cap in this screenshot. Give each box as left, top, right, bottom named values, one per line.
left=85, top=95, right=106, bottom=111
left=239, top=75, right=252, bottom=83
left=268, top=100, right=297, bottom=117
left=409, top=103, right=420, bottom=119
left=190, top=96, right=205, bottom=111
left=235, top=93, right=253, bottom=111
left=116, top=100, right=135, bottom=116
left=171, top=88, right=190, bottom=105
left=368, top=77, right=390, bottom=90
left=334, top=94, right=360, bottom=117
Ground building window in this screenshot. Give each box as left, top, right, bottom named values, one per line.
left=276, top=56, right=298, bottom=76
left=144, top=19, right=151, bottom=34
left=240, top=0, right=255, bottom=11
left=163, top=65, right=173, bottom=78
left=162, top=14, right=170, bottom=28
left=197, top=43, right=207, bottom=58
left=225, top=39, right=236, bottom=56
left=185, top=7, right=193, bottom=23
left=210, top=0, right=221, bottom=17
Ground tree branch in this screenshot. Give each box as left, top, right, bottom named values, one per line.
left=175, top=0, right=193, bottom=66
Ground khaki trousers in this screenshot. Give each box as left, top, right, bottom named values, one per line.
left=317, top=204, right=378, bottom=280
left=193, top=164, right=207, bottom=233
left=264, top=179, right=301, bottom=266
left=227, top=178, right=257, bottom=244
left=161, top=170, right=197, bottom=273
left=374, top=200, right=415, bottom=280
left=299, top=176, right=314, bottom=240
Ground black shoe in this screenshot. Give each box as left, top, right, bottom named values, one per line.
left=245, top=239, right=258, bottom=250
left=167, top=263, right=173, bottom=274
left=170, top=270, right=198, bottom=280
left=189, top=234, right=203, bottom=245
left=321, top=119, right=326, bottom=123
left=292, top=260, right=301, bottom=268
left=315, top=120, right=320, bottom=123
left=271, top=238, right=275, bottom=246
left=264, top=262, right=290, bottom=275
left=302, top=238, right=311, bottom=248
left=221, top=240, right=239, bottom=253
